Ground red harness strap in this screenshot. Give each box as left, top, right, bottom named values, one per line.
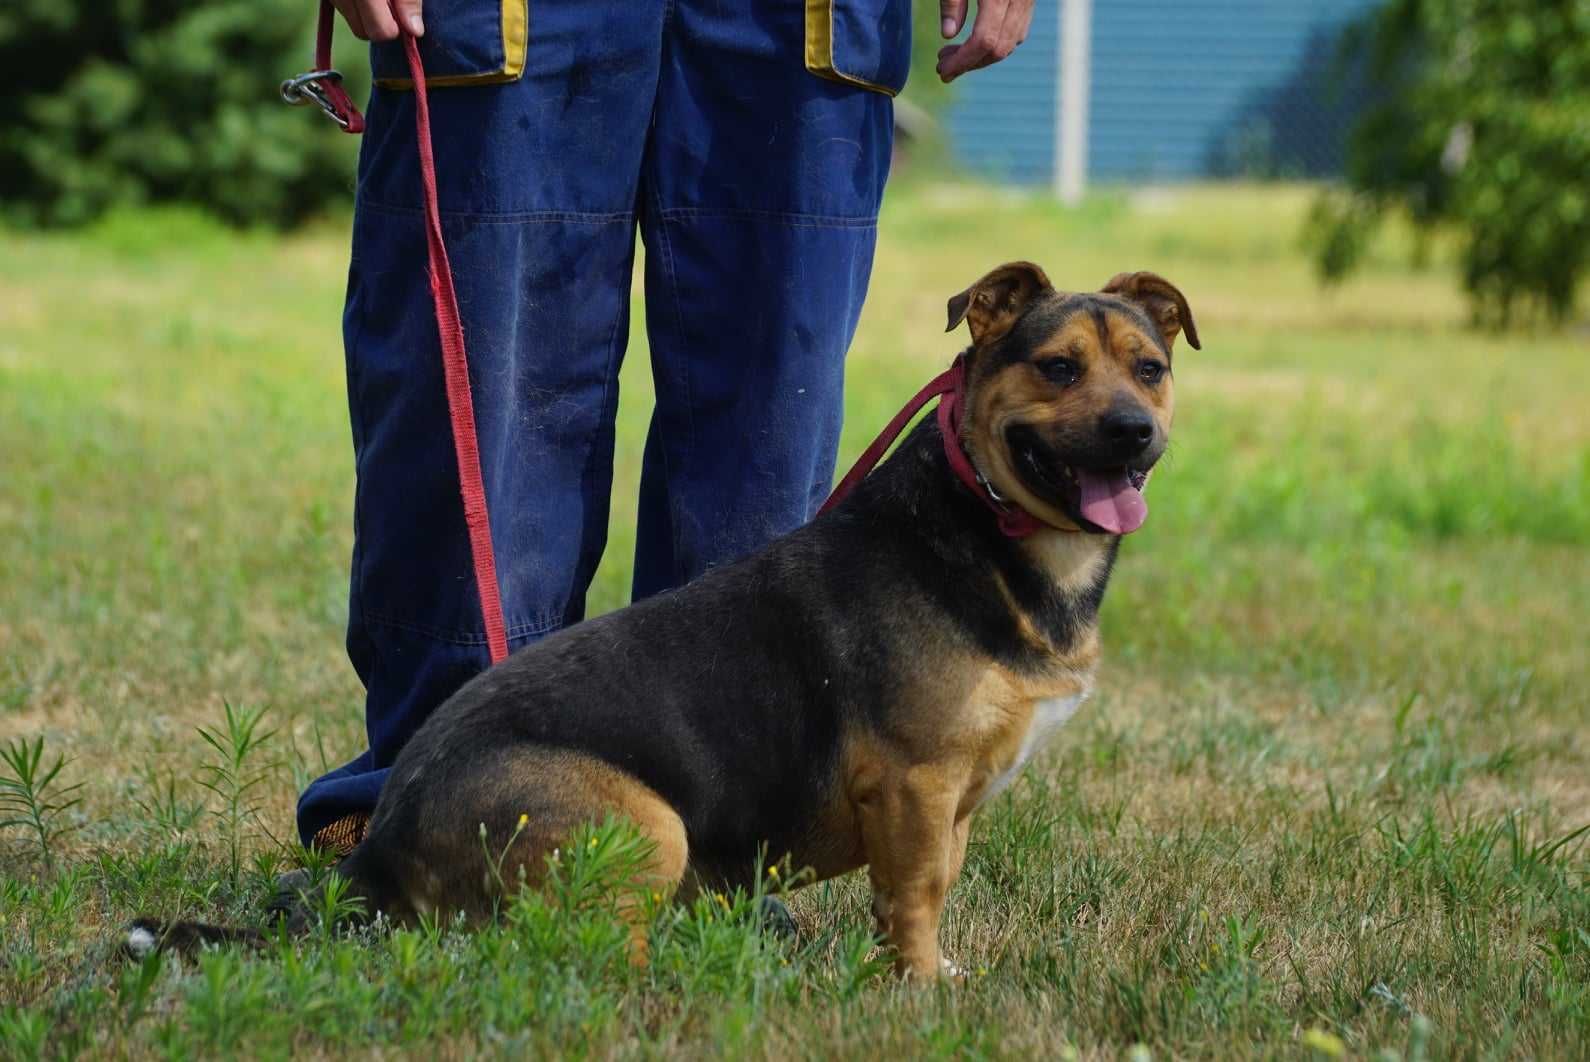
left=818, top=356, right=1045, bottom=538
left=295, top=1, right=509, bottom=664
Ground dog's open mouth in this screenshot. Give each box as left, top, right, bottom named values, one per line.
left=1009, top=429, right=1152, bottom=535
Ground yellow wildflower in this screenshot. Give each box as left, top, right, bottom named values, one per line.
left=1301, top=1029, right=1346, bottom=1058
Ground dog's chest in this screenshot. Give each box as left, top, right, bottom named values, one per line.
left=975, top=689, right=1088, bottom=808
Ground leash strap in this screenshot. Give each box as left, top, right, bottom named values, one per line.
left=817, top=361, right=962, bottom=518
left=818, top=357, right=1045, bottom=538
left=399, top=23, right=510, bottom=664
left=293, top=1, right=509, bottom=663
left=281, top=2, right=366, bottom=132
left=313, top=2, right=366, bottom=131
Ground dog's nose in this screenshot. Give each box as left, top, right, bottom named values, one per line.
left=1100, top=408, right=1155, bottom=454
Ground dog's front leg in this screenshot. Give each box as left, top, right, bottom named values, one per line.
left=858, top=768, right=962, bottom=979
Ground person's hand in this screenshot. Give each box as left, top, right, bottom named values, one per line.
left=332, top=0, right=424, bottom=41
left=936, top=0, right=1035, bottom=82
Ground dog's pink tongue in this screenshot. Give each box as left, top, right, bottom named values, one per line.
left=1076, top=470, right=1148, bottom=534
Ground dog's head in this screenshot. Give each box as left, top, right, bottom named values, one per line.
left=947, top=262, right=1200, bottom=535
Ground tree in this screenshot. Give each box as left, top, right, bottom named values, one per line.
left=1307, top=0, right=1590, bottom=325
left=0, top=1, right=361, bottom=228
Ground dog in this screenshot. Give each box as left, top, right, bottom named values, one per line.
left=130, top=263, right=1197, bottom=978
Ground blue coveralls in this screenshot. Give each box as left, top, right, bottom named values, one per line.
left=296, top=0, right=910, bottom=843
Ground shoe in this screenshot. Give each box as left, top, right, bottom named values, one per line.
left=311, top=811, right=370, bottom=858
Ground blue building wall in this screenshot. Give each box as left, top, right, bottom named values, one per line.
left=941, top=1, right=1061, bottom=185
left=943, top=0, right=1381, bottom=184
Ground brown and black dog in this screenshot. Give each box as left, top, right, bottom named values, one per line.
left=131, top=263, right=1197, bottom=978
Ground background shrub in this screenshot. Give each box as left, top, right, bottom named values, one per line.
left=1307, top=0, right=1590, bottom=326
left=0, top=1, right=362, bottom=228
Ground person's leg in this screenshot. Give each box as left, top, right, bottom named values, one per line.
left=297, top=2, right=666, bottom=847
left=632, top=2, right=898, bottom=598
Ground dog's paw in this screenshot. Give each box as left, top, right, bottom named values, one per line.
left=756, top=895, right=798, bottom=940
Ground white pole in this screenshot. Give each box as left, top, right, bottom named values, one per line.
left=1056, top=0, right=1091, bottom=204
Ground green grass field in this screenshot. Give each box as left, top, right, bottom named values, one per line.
left=2, top=184, right=1587, bottom=1059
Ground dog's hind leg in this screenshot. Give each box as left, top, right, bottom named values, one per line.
left=583, top=773, right=691, bottom=967
left=391, top=749, right=690, bottom=964
left=509, top=753, right=689, bottom=966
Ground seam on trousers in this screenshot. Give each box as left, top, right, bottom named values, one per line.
left=362, top=609, right=563, bottom=647
left=656, top=206, right=880, bottom=229
left=646, top=189, right=694, bottom=587
left=357, top=199, right=636, bottom=225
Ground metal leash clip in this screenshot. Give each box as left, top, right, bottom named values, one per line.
left=976, top=470, right=1016, bottom=514
left=280, top=69, right=352, bottom=129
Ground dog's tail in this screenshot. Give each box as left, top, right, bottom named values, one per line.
left=121, top=917, right=271, bottom=959
left=121, top=849, right=384, bottom=959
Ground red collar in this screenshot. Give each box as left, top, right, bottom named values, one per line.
left=818, top=356, right=1048, bottom=537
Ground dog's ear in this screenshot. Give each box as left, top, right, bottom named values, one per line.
left=946, top=261, right=1053, bottom=345
left=1101, top=271, right=1201, bottom=352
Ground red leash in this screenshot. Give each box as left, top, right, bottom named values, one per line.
left=279, top=3, right=366, bottom=133
left=289, top=2, right=509, bottom=664
left=400, top=29, right=510, bottom=664
left=818, top=356, right=1045, bottom=538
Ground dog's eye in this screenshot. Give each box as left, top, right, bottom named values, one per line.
left=1039, top=358, right=1081, bottom=386
left=1136, top=360, right=1167, bottom=384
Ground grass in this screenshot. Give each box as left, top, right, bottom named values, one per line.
left=1, top=182, right=1587, bottom=1058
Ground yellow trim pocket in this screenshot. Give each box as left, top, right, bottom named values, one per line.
left=372, top=0, right=528, bottom=89
left=804, top=0, right=911, bottom=97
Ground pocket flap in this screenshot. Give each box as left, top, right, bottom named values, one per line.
left=372, top=0, right=529, bottom=88
left=804, top=0, right=912, bottom=97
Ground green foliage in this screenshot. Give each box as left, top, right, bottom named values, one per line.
left=195, top=701, right=277, bottom=887
left=307, top=870, right=369, bottom=939
left=1308, top=0, right=1590, bottom=325
left=0, top=1006, right=50, bottom=1062
left=0, top=0, right=361, bottom=228
left=0, top=736, right=84, bottom=869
